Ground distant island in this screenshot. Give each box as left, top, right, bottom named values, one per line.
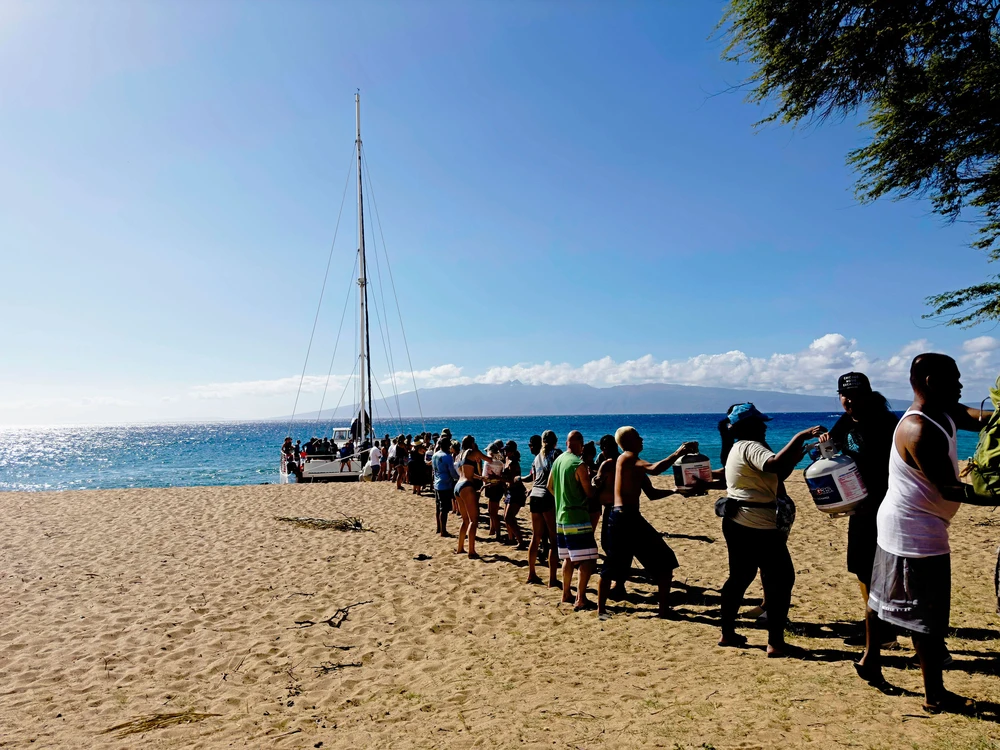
left=283, top=380, right=910, bottom=420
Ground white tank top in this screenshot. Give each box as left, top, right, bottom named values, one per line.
left=876, top=409, right=960, bottom=558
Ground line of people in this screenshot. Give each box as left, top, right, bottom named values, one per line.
left=419, top=353, right=999, bottom=714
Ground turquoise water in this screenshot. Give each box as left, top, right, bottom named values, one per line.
left=0, top=413, right=982, bottom=492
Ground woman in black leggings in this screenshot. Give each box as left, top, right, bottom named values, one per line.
left=718, top=403, right=825, bottom=657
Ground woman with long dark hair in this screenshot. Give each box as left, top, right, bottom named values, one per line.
left=820, top=372, right=900, bottom=647
left=718, top=403, right=826, bottom=657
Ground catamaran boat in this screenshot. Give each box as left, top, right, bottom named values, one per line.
left=281, top=427, right=360, bottom=482
left=279, top=94, right=419, bottom=483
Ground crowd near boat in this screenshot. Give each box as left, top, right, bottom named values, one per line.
left=282, top=354, right=1000, bottom=714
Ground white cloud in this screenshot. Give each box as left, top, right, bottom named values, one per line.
left=959, top=335, right=1000, bottom=381
left=385, top=334, right=944, bottom=396
left=179, top=333, right=1000, bottom=407
left=963, top=336, right=1000, bottom=354
left=13, top=333, right=998, bottom=425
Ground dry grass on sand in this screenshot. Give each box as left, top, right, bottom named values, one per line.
left=1, top=475, right=999, bottom=748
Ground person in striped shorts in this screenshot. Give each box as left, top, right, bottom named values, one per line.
left=548, top=431, right=598, bottom=611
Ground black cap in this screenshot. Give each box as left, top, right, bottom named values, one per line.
left=838, top=372, right=872, bottom=394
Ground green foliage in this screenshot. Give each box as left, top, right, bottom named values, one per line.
left=721, top=1, right=1000, bottom=325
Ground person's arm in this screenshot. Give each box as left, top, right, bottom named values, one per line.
left=903, top=416, right=999, bottom=506
left=576, top=462, right=594, bottom=498
left=948, top=402, right=993, bottom=433
left=762, top=426, right=827, bottom=480
left=590, top=460, right=610, bottom=497
left=640, top=475, right=703, bottom=500
left=637, top=442, right=699, bottom=476
left=821, top=415, right=850, bottom=450
left=447, top=455, right=459, bottom=482
left=546, top=468, right=555, bottom=495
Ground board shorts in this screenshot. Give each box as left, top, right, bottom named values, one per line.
left=556, top=520, right=599, bottom=563
left=529, top=490, right=555, bottom=514
left=601, top=506, right=678, bottom=581
left=868, top=545, right=951, bottom=637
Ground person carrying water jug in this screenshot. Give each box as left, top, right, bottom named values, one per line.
left=717, top=403, right=826, bottom=658
left=819, top=372, right=900, bottom=648
left=855, top=354, right=998, bottom=713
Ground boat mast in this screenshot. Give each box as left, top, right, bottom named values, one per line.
left=356, top=93, right=370, bottom=444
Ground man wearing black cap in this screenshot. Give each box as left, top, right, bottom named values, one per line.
left=821, top=372, right=900, bottom=646
left=855, top=354, right=997, bottom=712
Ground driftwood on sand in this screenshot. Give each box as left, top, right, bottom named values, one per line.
left=274, top=515, right=373, bottom=532
left=102, top=710, right=221, bottom=737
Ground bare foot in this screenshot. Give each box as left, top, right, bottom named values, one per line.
left=718, top=632, right=748, bottom=648
left=526, top=574, right=543, bottom=585
left=923, top=691, right=976, bottom=714
left=766, top=642, right=803, bottom=658
left=548, top=580, right=560, bottom=589
left=574, top=599, right=596, bottom=611
left=468, top=552, right=481, bottom=560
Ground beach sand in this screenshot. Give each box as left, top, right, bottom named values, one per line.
left=1, top=475, right=998, bottom=749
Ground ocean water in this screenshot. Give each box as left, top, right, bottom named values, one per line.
left=0, top=413, right=982, bottom=492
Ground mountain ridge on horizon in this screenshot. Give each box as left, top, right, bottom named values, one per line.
left=282, top=380, right=911, bottom=421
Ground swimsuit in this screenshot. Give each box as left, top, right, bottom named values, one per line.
left=455, top=450, right=484, bottom=496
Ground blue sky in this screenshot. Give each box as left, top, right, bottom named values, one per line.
left=2, top=0, right=998, bottom=424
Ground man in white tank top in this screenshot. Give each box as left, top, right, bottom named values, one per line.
left=856, top=354, right=996, bottom=713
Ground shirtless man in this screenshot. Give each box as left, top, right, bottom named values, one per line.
left=856, top=354, right=996, bottom=713
left=598, top=426, right=699, bottom=620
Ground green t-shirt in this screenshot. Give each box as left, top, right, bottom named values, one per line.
left=551, top=452, right=589, bottom=526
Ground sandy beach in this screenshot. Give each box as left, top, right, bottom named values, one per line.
left=1, top=475, right=998, bottom=749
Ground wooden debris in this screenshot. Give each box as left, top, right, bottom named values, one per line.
left=292, top=601, right=372, bottom=629
left=275, top=515, right=373, bottom=532
left=102, top=710, right=220, bottom=737
left=314, top=661, right=362, bottom=675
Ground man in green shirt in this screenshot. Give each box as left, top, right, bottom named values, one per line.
left=548, top=431, right=597, bottom=611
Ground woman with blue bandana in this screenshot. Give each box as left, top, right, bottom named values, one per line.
left=717, top=403, right=826, bottom=657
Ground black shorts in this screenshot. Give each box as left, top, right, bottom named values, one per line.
left=868, top=546, right=951, bottom=637
left=506, top=483, right=526, bottom=509
left=485, top=483, right=506, bottom=503
left=434, top=489, right=454, bottom=514
left=846, top=512, right=878, bottom=586
left=529, top=492, right=555, bottom=514
left=601, top=506, right=678, bottom=581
